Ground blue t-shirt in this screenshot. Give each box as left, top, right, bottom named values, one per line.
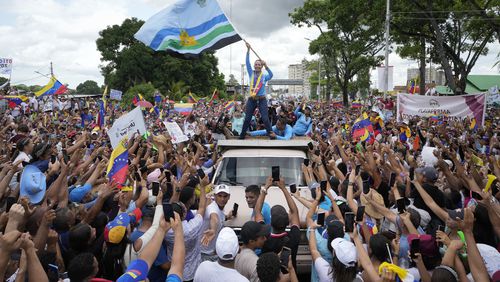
left=252, top=202, right=271, bottom=224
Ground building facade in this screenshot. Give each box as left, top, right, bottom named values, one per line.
left=407, top=67, right=446, bottom=85
left=288, top=62, right=312, bottom=97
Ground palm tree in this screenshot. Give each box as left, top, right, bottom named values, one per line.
left=167, top=81, right=190, bottom=101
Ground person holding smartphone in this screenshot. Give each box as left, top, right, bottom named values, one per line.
left=255, top=176, right=301, bottom=270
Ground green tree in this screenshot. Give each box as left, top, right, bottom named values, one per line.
left=291, top=0, right=385, bottom=106
left=391, top=0, right=499, bottom=93
left=96, top=18, right=225, bottom=99
left=0, top=77, right=8, bottom=86
left=76, top=80, right=101, bottom=94
left=14, top=84, right=30, bottom=92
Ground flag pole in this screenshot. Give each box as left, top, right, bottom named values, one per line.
left=242, top=39, right=263, bottom=61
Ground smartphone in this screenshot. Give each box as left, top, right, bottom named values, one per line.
left=48, top=264, right=59, bottom=281
left=389, top=172, right=396, bottom=187
left=152, top=182, right=160, bottom=196
left=307, top=142, right=314, bottom=150
left=290, top=183, right=297, bottom=194
left=272, top=166, right=280, bottom=181
left=320, top=180, right=327, bottom=191
left=197, top=168, right=206, bottom=179
left=362, top=180, right=370, bottom=194
left=165, top=170, right=171, bottom=180
left=51, top=155, right=56, bottom=164
left=163, top=203, right=175, bottom=221
left=280, top=247, right=291, bottom=274
left=356, top=206, right=365, bottom=222
left=396, top=198, right=406, bottom=214
left=6, top=197, right=16, bottom=213
left=310, top=186, right=317, bottom=199
left=410, top=239, right=420, bottom=259
left=438, top=225, right=445, bottom=232
left=355, top=164, right=361, bottom=175
left=409, top=167, right=415, bottom=180
left=232, top=203, right=239, bottom=217
left=317, top=212, right=326, bottom=226
left=303, top=159, right=310, bottom=166
left=345, top=212, right=355, bottom=233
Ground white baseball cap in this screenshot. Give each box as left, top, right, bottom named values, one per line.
left=216, top=227, right=239, bottom=260
left=214, top=184, right=230, bottom=195
left=331, top=238, right=357, bottom=267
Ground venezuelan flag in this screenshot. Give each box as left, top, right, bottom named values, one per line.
left=208, top=89, right=218, bottom=105
left=173, top=103, right=193, bottom=116
left=352, top=101, right=362, bottom=108
left=35, top=76, right=67, bottom=97
left=399, top=126, right=411, bottom=142
left=187, top=92, right=198, bottom=103
left=429, top=114, right=440, bottom=123
left=2, top=95, right=28, bottom=108
left=132, top=93, right=144, bottom=105
left=332, top=101, right=343, bottom=108
left=408, top=79, right=416, bottom=94
left=224, top=100, right=235, bottom=111
left=351, top=112, right=373, bottom=139
left=107, top=139, right=129, bottom=187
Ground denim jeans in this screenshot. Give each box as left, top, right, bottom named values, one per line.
left=239, top=96, right=272, bottom=138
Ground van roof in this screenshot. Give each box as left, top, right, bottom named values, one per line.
left=217, top=139, right=311, bottom=151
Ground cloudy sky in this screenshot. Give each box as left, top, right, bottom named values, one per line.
left=0, top=0, right=498, bottom=91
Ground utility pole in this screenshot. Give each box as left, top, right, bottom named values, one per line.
left=50, top=61, right=54, bottom=77
left=383, top=0, right=391, bottom=99
left=317, top=55, right=321, bottom=102
left=229, top=0, right=232, bottom=77
left=241, top=64, right=245, bottom=97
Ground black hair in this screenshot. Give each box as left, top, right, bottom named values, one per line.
left=256, top=252, right=281, bottom=282
left=18, top=124, right=29, bottom=133
left=407, top=208, right=421, bottom=229
left=67, top=252, right=96, bottom=282
left=245, top=185, right=260, bottom=195
left=53, top=207, right=73, bottom=233
left=431, top=267, right=458, bottom=282
left=69, top=223, right=92, bottom=252
left=179, top=186, right=195, bottom=208
left=337, top=162, right=348, bottom=176
left=369, top=234, right=391, bottom=263
left=473, top=203, right=496, bottom=247
left=102, top=239, right=128, bottom=280
left=330, top=257, right=357, bottom=282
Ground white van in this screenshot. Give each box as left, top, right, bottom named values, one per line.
left=213, top=139, right=313, bottom=273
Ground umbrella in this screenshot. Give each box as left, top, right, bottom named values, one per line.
left=135, top=100, right=153, bottom=108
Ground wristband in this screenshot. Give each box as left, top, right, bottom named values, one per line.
left=348, top=182, right=354, bottom=186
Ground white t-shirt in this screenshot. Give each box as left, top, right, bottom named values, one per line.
left=200, top=201, right=225, bottom=255
left=235, top=248, right=259, bottom=282
left=194, top=261, right=249, bottom=282
left=165, top=213, right=204, bottom=280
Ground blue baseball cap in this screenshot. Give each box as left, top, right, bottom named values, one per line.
left=69, top=183, right=92, bottom=203
left=117, top=259, right=149, bottom=282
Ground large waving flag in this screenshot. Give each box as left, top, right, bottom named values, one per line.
left=224, top=100, right=235, bottom=113
left=134, top=0, right=241, bottom=56
left=351, top=112, right=373, bottom=140
left=107, top=139, right=129, bottom=187
left=35, top=76, right=67, bottom=97
left=173, top=103, right=194, bottom=115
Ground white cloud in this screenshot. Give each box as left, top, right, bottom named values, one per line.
left=0, top=0, right=497, bottom=93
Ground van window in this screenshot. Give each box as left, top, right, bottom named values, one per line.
left=215, top=157, right=306, bottom=187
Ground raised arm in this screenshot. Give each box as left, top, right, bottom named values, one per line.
left=279, top=177, right=299, bottom=226
left=255, top=177, right=272, bottom=223
left=246, top=47, right=252, bottom=77
left=166, top=214, right=185, bottom=280
left=412, top=180, right=449, bottom=222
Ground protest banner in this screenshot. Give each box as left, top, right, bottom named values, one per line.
left=163, top=121, right=188, bottom=144
left=0, top=58, right=13, bottom=75
left=108, top=107, right=147, bottom=148
left=397, top=93, right=486, bottom=125
left=110, top=89, right=122, bottom=101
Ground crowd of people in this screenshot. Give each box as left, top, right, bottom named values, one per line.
left=0, top=86, right=498, bottom=282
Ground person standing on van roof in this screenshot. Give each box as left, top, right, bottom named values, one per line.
left=239, top=42, right=273, bottom=140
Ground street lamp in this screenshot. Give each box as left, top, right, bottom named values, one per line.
left=305, top=37, right=320, bottom=102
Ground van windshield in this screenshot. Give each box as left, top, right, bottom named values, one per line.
left=215, top=157, right=306, bottom=187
